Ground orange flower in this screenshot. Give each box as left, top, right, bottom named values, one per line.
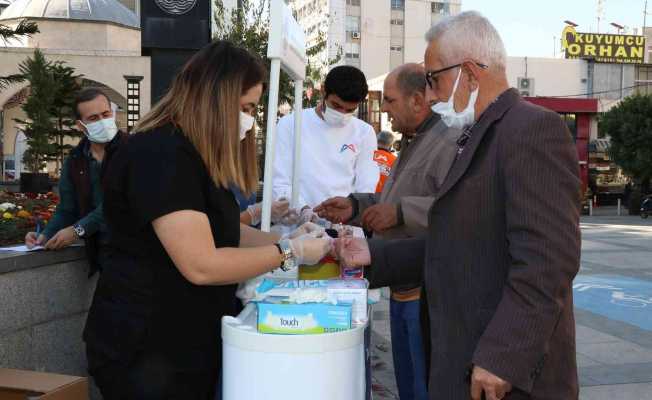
left=17, top=210, right=31, bottom=218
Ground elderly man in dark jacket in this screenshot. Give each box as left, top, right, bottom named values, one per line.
left=337, top=11, right=581, bottom=400
left=316, top=63, right=461, bottom=400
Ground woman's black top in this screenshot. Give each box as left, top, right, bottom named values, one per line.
left=83, top=124, right=240, bottom=373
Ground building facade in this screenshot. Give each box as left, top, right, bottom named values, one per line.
left=290, top=0, right=461, bottom=80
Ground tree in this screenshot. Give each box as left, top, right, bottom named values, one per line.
left=1, top=20, right=39, bottom=90
left=13, top=49, right=81, bottom=173
left=600, top=94, right=652, bottom=211
left=49, top=62, right=82, bottom=173
left=214, top=0, right=338, bottom=108
left=213, top=0, right=341, bottom=171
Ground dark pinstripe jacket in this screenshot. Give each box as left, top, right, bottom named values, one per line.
left=367, top=88, right=581, bottom=399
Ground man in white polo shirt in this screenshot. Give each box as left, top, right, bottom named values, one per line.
left=273, top=66, right=379, bottom=208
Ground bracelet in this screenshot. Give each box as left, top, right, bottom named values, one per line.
left=274, top=243, right=284, bottom=267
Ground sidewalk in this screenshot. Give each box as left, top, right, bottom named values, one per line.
left=370, top=215, right=652, bottom=399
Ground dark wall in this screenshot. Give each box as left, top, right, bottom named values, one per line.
left=141, top=0, right=212, bottom=102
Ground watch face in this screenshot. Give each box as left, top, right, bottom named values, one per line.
left=154, top=0, right=198, bottom=15
left=74, top=225, right=85, bottom=237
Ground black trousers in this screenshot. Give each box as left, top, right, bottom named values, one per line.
left=88, top=348, right=218, bottom=400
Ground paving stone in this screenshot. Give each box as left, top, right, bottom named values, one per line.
left=576, top=325, right=622, bottom=344
left=580, top=362, right=652, bottom=386
left=576, top=341, right=652, bottom=365
left=579, top=382, right=652, bottom=400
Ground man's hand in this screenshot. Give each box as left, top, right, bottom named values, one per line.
left=334, top=237, right=371, bottom=267
left=44, top=226, right=78, bottom=250
left=361, top=203, right=398, bottom=233
left=25, top=232, right=46, bottom=249
left=314, top=197, right=353, bottom=224
left=470, top=366, right=512, bottom=400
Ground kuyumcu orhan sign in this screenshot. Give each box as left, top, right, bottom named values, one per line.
left=562, top=25, right=646, bottom=64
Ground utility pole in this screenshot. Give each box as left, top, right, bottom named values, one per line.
left=597, top=0, right=604, bottom=32
left=645, top=0, right=648, bottom=30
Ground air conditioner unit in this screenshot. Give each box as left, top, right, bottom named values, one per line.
left=517, top=77, right=535, bottom=96
left=351, top=31, right=361, bottom=39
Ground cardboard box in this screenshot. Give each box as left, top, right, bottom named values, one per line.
left=0, top=368, right=88, bottom=400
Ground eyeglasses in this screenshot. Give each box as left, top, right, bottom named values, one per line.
left=425, top=62, right=489, bottom=89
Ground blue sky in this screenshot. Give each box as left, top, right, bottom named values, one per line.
left=461, top=0, right=648, bottom=58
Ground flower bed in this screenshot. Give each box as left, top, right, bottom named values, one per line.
left=0, top=191, right=59, bottom=246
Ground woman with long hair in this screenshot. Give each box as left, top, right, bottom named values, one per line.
left=83, top=40, right=331, bottom=399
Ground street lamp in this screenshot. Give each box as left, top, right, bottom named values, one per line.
left=610, top=22, right=624, bottom=33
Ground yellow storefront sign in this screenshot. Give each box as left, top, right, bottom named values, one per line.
left=562, top=25, right=646, bottom=63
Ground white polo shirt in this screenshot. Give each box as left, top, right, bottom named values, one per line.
left=272, top=108, right=379, bottom=207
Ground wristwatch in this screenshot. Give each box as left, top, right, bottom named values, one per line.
left=276, top=239, right=296, bottom=271
left=73, top=224, right=85, bottom=239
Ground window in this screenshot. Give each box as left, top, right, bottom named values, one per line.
left=345, top=42, right=361, bottom=59
left=431, top=1, right=450, bottom=14
left=346, top=16, right=361, bottom=32
left=124, top=76, right=143, bottom=132
left=391, top=0, right=404, bottom=10
left=635, top=65, right=652, bottom=96
left=390, top=19, right=404, bottom=25
left=346, top=0, right=360, bottom=5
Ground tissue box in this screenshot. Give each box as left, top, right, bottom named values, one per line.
left=257, top=302, right=351, bottom=335
left=256, top=279, right=369, bottom=326
left=325, top=280, right=368, bottom=325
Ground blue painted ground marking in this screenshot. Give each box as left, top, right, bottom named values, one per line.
left=573, top=274, right=652, bottom=331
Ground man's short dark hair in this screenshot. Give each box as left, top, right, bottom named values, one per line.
left=74, top=88, right=111, bottom=120
left=323, top=66, right=368, bottom=103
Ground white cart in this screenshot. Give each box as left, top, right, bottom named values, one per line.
left=222, top=304, right=367, bottom=400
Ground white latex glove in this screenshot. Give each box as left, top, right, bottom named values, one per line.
left=280, top=209, right=301, bottom=226
left=299, top=207, right=317, bottom=225
left=286, top=222, right=326, bottom=239
left=288, top=234, right=333, bottom=266
left=247, top=199, right=290, bottom=226
left=271, top=199, right=290, bottom=223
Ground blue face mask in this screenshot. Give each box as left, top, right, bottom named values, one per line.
left=81, top=117, right=118, bottom=143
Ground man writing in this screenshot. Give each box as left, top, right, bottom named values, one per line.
left=25, top=88, right=127, bottom=275
left=336, top=11, right=582, bottom=400
left=316, top=63, right=461, bottom=400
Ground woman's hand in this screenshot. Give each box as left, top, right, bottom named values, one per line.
left=286, top=222, right=325, bottom=239
left=288, top=234, right=332, bottom=266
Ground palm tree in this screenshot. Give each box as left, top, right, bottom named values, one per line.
left=1, top=20, right=39, bottom=90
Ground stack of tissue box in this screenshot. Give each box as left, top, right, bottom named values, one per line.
left=255, top=279, right=369, bottom=334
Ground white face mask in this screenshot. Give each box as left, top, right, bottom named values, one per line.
left=322, top=103, right=355, bottom=127
left=240, top=111, right=255, bottom=141
left=80, top=117, right=118, bottom=143
left=431, top=68, right=479, bottom=129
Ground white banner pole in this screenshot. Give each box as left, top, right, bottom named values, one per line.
left=291, top=80, right=304, bottom=209
left=261, top=58, right=282, bottom=232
